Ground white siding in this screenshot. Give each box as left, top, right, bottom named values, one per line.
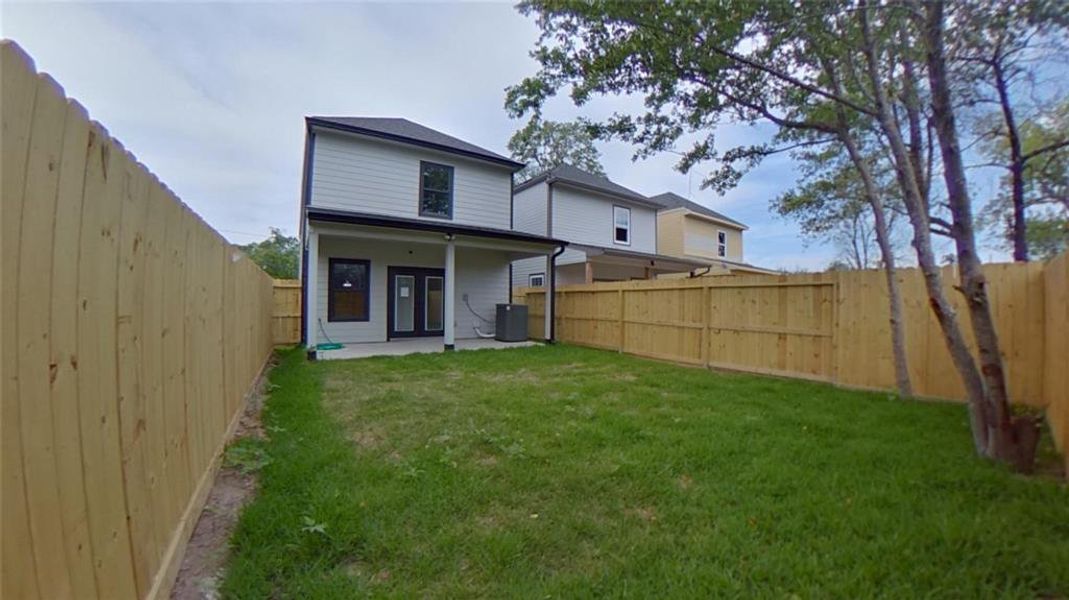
left=512, top=182, right=548, bottom=235
left=512, top=255, right=551, bottom=288
left=555, top=247, right=588, bottom=266
left=310, top=131, right=512, bottom=230
left=316, top=236, right=509, bottom=344
left=551, top=185, right=657, bottom=254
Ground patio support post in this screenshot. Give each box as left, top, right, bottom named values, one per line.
left=544, top=253, right=553, bottom=342
left=306, top=230, right=319, bottom=359
left=444, top=236, right=456, bottom=350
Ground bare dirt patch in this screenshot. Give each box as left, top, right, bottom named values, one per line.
left=170, top=370, right=270, bottom=600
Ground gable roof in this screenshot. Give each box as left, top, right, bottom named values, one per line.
left=307, top=116, right=525, bottom=170
left=650, top=192, right=747, bottom=230
left=515, top=164, right=664, bottom=208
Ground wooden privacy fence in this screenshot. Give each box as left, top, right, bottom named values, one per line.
left=2, top=42, right=275, bottom=600
left=516, top=257, right=1068, bottom=468
left=272, top=279, right=302, bottom=345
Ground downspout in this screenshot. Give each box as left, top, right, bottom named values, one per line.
left=548, top=243, right=566, bottom=343
left=299, top=123, right=316, bottom=348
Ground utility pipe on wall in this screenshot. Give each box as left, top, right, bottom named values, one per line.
left=444, top=234, right=456, bottom=350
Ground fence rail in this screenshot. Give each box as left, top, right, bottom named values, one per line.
left=2, top=41, right=275, bottom=600
left=516, top=259, right=1068, bottom=469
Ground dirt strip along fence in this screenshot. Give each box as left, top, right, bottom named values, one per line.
left=516, top=257, right=1068, bottom=470
left=2, top=41, right=275, bottom=600
left=272, top=279, right=302, bottom=345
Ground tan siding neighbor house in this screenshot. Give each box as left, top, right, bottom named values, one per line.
left=651, top=192, right=775, bottom=275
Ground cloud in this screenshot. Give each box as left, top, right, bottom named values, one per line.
left=1, top=2, right=827, bottom=265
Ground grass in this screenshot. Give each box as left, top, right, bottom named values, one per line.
left=223, top=345, right=1069, bottom=598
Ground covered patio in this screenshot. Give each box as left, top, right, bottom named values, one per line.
left=304, top=208, right=565, bottom=358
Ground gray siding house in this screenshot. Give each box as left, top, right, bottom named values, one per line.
left=300, top=117, right=565, bottom=355
left=511, top=165, right=706, bottom=287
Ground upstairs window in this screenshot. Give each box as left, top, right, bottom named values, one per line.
left=529, top=273, right=545, bottom=287
left=419, top=161, right=454, bottom=219
left=328, top=258, right=370, bottom=322
left=613, top=205, right=631, bottom=245
left=717, top=230, right=727, bottom=257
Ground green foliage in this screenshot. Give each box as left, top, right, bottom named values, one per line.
left=504, top=0, right=868, bottom=193
left=223, top=346, right=1069, bottom=598
left=1022, top=215, right=1068, bottom=260
left=507, top=118, right=606, bottom=181
left=239, top=228, right=299, bottom=279
left=772, top=136, right=906, bottom=269
left=979, top=99, right=1069, bottom=259
left=223, top=437, right=272, bottom=475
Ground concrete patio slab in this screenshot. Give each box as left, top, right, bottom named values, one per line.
left=317, top=337, right=538, bottom=360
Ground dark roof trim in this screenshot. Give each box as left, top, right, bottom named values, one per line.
left=307, top=117, right=526, bottom=171
left=571, top=244, right=710, bottom=268
left=515, top=170, right=663, bottom=209
left=306, top=207, right=568, bottom=247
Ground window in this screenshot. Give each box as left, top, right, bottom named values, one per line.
left=419, top=161, right=454, bottom=219
left=425, top=276, right=444, bottom=331
left=328, top=258, right=370, bottom=322
left=529, top=273, right=545, bottom=287
left=717, top=230, right=727, bottom=257
left=613, top=205, right=631, bottom=245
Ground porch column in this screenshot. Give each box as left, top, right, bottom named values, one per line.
left=306, top=231, right=319, bottom=356
left=544, top=253, right=553, bottom=342
left=444, top=236, right=456, bottom=350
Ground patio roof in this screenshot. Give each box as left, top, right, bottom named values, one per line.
left=570, top=244, right=711, bottom=271
left=306, top=207, right=568, bottom=248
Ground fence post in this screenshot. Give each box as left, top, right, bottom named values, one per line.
left=701, top=283, right=710, bottom=367
left=617, top=286, right=625, bottom=352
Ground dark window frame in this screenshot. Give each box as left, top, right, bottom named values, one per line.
left=717, top=230, right=727, bottom=257
left=529, top=272, right=545, bottom=287
left=419, top=160, right=455, bottom=220
left=328, top=257, right=371, bottom=322
left=613, top=204, right=631, bottom=246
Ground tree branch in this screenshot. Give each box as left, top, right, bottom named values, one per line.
left=691, top=34, right=880, bottom=118
left=1022, top=138, right=1069, bottom=162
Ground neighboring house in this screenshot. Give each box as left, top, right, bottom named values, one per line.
left=511, top=165, right=707, bottom=287
left=299, top=116, right=566, bottom=355
left=651, top=192, right=777, bottom=275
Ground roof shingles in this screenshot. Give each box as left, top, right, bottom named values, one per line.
left=650, top=191, right=747, bottom=229
left=308, top=116, right=523, bottom=169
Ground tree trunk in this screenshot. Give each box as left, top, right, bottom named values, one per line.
left=823, top=56, right=914, bottom=398
left=838, top=128, right=914, bottom=397
left=858, top=0, right=990, bottom=453
left=922, top=0, right=1037, bottom=470
left=991, top=57, right=1028, bottom=261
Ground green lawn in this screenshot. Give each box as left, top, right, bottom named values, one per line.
left=223, top=345, right=1069, bottom=599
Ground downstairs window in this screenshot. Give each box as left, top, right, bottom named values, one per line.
left=328, top=258, right=370, bottom=322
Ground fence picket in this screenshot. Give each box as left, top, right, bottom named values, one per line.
left=2, top=42, right=275, bottom=599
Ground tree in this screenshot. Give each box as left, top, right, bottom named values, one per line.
left=239, top=228, right=299, bottom=279
left=955, top=0, right=1069, bottom=261
left=978, top=99, right=1069, bottom=259
left=507, top=118, right=607, bottom=181
left=506, top=0, right=1046, bottom=469
left=773, top=143, right=907, bottom=271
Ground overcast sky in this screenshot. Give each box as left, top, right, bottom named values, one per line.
left=3, top=2, right=999, bottom=270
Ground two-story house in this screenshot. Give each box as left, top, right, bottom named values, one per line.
left=510, top=165, right=706, bottom=287
left=651, top=192, right=776, bottom=275
left=299, top=117, right=567, bottom=357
